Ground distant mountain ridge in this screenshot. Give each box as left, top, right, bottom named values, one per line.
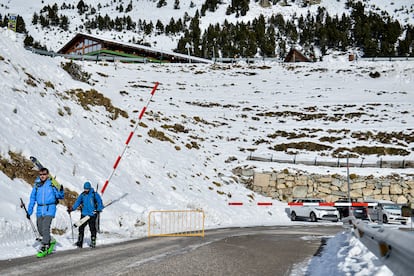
left=1, top=0, right=413, bottom=58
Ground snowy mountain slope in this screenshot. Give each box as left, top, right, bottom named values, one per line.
left=1, top=25, right=413, bottom=231
left=0, top=27, right=411, bottom=276
left=1, top=0, right=413, bottom=51
left=1, top=28, right=294, bottom=251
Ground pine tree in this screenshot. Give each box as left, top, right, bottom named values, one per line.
left=156, top=20, right=164, bottom=34
left=189, top=10, right=201, bottom=55
left=59, top=15, right=69, bottom=31
left=157, top=0, right=167, bottom=8
left=16, top=15, right=27, bottom=34
left=77, top=0, right=86, bottom=15
left=126, top=1, right=133, bottom=12
left=32, top=13, right=39, bottom=25
left=174, top=0, right=180, bottom=10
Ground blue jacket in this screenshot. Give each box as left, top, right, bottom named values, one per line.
left=28, top=177, right=64, bottom=217
left=72, top=188, right=104, bottom=216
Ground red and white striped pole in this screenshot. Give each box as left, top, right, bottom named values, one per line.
left=101, top=82, right=159, bottom=195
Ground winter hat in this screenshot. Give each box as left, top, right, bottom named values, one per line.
left=84, top=181, right=92, bottom=189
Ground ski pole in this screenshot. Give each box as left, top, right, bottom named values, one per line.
left=101, top=82, right=159, bottom=195
left=20, top=198, right=42, bottom=241
left=68, top=212, right=75, bottom=242
left=96, top=183, right=101, bottom=233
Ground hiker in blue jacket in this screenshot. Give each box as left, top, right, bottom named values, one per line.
left=68, top=181, right=104, bottom=248
left=27, top=167, right=64, bottom=254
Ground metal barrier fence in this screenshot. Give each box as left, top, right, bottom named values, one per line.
left=350, top=219, right=414, bottom=276
left=247, top=154, right=414, bottom=169
left=148, top=210, right=205, bottom=237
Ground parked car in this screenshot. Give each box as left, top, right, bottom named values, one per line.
left=365, top=199, right=408, bottom=224
left=334, top=198, right=368, bottom=220
left=290, top=198, right=339, bottom=222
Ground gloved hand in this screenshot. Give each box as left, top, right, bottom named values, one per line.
left=93, top=210, right=100, bottom=215
left=26, top=213, right=30, bottom=220
left=60, top=184, right=64, bottom=191
left=67, top=206, right=72, bottom=214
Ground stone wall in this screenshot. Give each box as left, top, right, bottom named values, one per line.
left=242, top=169, right=414, bottom=207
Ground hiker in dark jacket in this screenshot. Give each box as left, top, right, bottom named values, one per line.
left=28, top=167, right=64, bottom=254
left=68, top=181, right=104, bottom=248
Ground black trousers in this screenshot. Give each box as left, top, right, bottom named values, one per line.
left=78, top=214, right=97, bottom=244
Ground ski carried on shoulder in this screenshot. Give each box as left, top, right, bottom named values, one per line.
left=30, top=156, right=61, bottom=189
left=73, top=200, right=114, bottom=228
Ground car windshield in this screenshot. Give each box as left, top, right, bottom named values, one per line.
left=383, top=205, right=400, bottom=210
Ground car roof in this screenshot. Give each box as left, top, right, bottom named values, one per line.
left=364, top=199, right=395, bottom=204
left=293, top=198, right=325, bottom=201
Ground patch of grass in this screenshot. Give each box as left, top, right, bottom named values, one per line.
left=0, top=151, right=38, bottom=183
left=267, top=130, right=308, bottom=139
left=271, top=142, right=333, bottom=152
left=193, top=116, right=216, bottom=126
left=332, top=146, right=410, bottom=157
left=44, top=81, right=55, bottom=89
left=52, top=228, right=66, bottom=235
left=66, top=89, right=128, bottom=120
left=369, top=71, right=380, bottom=78
left=185, top=141, right=200, bottom=149
left=213, top=181, right=222, bottom=187
left=319, top=136, right=343, bottom=143
left=57, top=108, right=65, bottom=116
left=138, top=121, right=148, bottom=128
left=225, top=156, right=237, bottom=163
left=256, top=111, right=328, bottom=121
left=161, top=123, right=188, bottom=133
left=253, top=139, right=270, bottom=145
left=351, top=131, right=414, bottom=144
left=148, top=128, right=174, bottom=143
left=61, top=61, right=91, bottom=83
left=97, top=72, right=109, bottom=77
left=353, top=146, right=410, bottom=156
left=64, top=106, right=72, bottom=115
left=25, top=78, right=37, bottom=87
left=331, top=148, right=359, bottom=158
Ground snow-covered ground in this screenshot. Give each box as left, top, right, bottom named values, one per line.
left=1, top=28, right=413, bottom=274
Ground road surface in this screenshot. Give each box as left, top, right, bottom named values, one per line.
left=0, top=225, right=343, bottom=276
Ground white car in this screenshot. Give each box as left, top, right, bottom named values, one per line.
left=290, top=198, right=339, bottom=222
left=365, top=199, right=408, bottom=224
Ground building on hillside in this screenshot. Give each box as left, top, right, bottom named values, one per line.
left=57, top=33, right=211, bottom=64
left=284, top=48, right=312, bottom=62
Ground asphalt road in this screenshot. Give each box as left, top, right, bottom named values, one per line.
left=0, top=225, right=343, bottom=276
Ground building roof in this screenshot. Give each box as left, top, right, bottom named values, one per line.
left=284, top=48, right=312, bottom=62
left=58, top=33, right=212, bottom=64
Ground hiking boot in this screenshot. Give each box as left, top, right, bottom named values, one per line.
left=76, top=241, right=82, bottom=248
left=90, top=237, right=96, bottom=248
left=39, top=244, right=49, bottom=251
left=36, top=244, right=50, bottom=258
